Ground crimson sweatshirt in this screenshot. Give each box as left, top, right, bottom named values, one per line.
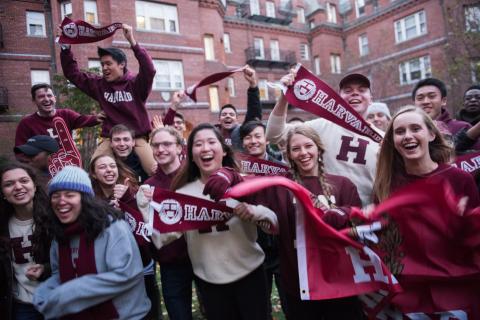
left=15, top=109, right=98, bottom=148
left=61, top=44, right=156, bottom=138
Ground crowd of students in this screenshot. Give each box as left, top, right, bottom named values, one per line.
left=1, top=24, right=479, bottom=320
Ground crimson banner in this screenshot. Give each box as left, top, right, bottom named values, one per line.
left=453, top=151, right=480, bottom=175
left=236, top=153, right=289, bottom=176
left=185, top=67, right=244, bottom=102
left=285, top=65, right=382, bottom=143
left=58, top=17, right=123, bottom=44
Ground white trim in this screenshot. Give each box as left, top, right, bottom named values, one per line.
left=112, top=40, right=203, bottom=53
left=295, top=201, right=310, bottom=300
left=379, top=92, right=411, bottom=102
left=0, top=53, right=51, bottom=58
left=347, top=37, right=446, bottom=72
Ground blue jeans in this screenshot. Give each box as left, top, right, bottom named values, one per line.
left=160, top=261, right=193, bottom=320
left=13, top=301, right=43, bottom=320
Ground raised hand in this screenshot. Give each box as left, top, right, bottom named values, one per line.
left=48, top=117, right=82, bottom=177
left=152, top=114, right=164, bottom=129
left=122, top=24, right=136, bottom=46
left=243, top=65, right=257, bottom=88
left=113, top=178, right=130, bottom=200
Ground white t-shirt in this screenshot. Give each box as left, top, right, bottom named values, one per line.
left=9, top=216, right=38, bottom=303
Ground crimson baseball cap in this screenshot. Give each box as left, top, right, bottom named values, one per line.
left=339, top=73, right=371, bottom=90
left=14, top=135, right=59, bottom=156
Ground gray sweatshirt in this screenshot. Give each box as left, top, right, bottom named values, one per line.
left=33, top=220, right=150, bottom=319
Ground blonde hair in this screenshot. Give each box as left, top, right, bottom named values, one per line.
left=150, top=126, right=183, bottom=146
left=286, top=125, right=332, bottom=203
left=373, top=105, right=453, bottom=202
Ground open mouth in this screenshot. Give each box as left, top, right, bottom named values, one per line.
left=403, top=142, right=418, bottom=151
left=349, top=99, right=361, bottom=105
left=200, top=155, right=214, bottom=165
left=14, top=192, right=27, bottom=200
left=103, top=174, right=117, bottom=182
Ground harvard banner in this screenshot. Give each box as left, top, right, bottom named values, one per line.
left=285, top=64, right=382, bottom=143
left=185, top=67, right=245, bottom=102
left=453, top=151, right=480, bottom=175
left=236, top=153, right=289, bottom=176
left=58, top=17, right=123, bottom=44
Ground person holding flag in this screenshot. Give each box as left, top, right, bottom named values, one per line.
left=59, top=23, right=157, bottom=176
left=266, top=69, right=381, bottom=206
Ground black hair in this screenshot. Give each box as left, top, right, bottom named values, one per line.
left=239, top=120, right=266, bottom=140
left=220, top=104, right=237, bottom=115
left=31, top=83, right=53, bottom=100
left=412, top=78, right=447, bottom=100
left=174, top=112, right=185, bottom=121
left=97, top=47, right=127, bottom=70
left=171, top=123, right=238, bottom=190
left=464, top=84, right=480, bottom=97
left=0, top=161, right=52, bottom=263
left=48, top=193, right=123, bottom=242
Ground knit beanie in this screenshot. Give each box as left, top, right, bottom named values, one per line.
left=367, top=102, right=391, bottom=119
left=48, top=166, right=94, bottom=196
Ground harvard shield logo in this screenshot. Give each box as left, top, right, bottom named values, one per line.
left=158, top=199, right=183, bottom=225
left=294, top=79, right=316, bottom=101
left=63, top=22, right=78, bottom=38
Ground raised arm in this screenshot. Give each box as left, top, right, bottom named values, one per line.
left=243, top=65, right=262, bottom=123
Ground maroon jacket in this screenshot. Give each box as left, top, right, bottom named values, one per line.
left=144, top=167, right=190, bottom=265
left=61, top=44, right=155, bottom=138
left=438, top=107, right=471, bottom=136
left=15, top=109, right=98, bottom=148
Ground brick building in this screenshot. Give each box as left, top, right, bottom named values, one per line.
left=0, top=0, right=479, bottom=156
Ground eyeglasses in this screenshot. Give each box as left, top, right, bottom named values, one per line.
left=151, top=141, right=177, bottom=149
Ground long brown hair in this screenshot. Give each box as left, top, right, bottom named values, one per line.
left=374, top=105, right=453, bottom=201
left=171, top=123, right=238, bottom=190
left=286, top=125, right=332, bottom=202
left=88, top=153, right=138, bottom=200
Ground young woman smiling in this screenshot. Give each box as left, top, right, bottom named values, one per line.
left=166, top=123, right=278, bottom=320
left=374, top=106, right=479, bottom=208
left=32, top=166, right=150, bottom=319
left=0, top=162, right=51, bottom=320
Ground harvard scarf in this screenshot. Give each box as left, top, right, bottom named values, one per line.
left=58, top=222, right=118, bottom=319
left=58, top=17, right=122, bottom=44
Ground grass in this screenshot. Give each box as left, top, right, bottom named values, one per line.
left=155, top=264, right=286, bottom=320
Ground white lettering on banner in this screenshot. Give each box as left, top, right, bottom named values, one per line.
left=406, top=310, right=467, bottom=320
left=46, top=128, right=59, bottom=139
left=240, top=160, right=287, bottom=175
left=103, top=91, right=133, bottom=103
left=153, top=201, right=232, bottom=224
left=345, top=246, right=392, bottom=284
left=452, top=155, right=480, bottom=173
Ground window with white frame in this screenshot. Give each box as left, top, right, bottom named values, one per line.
left=394, top=10, right=426, bottom=43
left=88, top=59, right=101, bottom=74
left=326, top=3, right=337, bottom=23
left=399, top=55, right=431, bottom=85
left=152, top=60, right=184, bottom=90
left=254, top=38, right=264, bottom=59
left=270, top=40, right=280, bottom=61
left=223, top=33, right=231, bottom=53
left=61, top=1, right=73, bottom=19
left=84, top=0, right=98, bottom=24
left=204, top=35, right=215, bottom=61
left=266, top=1, right=276, bottom=18
left=259, top=79, right=269, bottom=101
left=297, top=7, right=305, bottom=23
left=31, top=70, right=50, bottom=85
left=471, top=60, right=480, bottom=82
left=465, top=5, right=480, bottom=32
left=300, top=43, right=309, bottom=60
left=330, top=54, right=341, bottom=74
left=136, top=1, right=179, bottom=33
left=309, top=19, right=315, bottom=29
left=250, top=0, right=260, bottom=15
left=314, top=56, right=321, bottom=75
left=209, top=86, right=220, bottom=112
left=355, top=0, right=365, bottom=18
left=26, top=11, right=46, bottom=36
left=358, top=33, right=369, bottom=56
left=227, top=77, right=236, bottom=97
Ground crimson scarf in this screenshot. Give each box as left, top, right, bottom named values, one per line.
left=58, top=222, right=118, bottom=319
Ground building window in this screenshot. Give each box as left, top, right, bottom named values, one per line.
left=465, top=5, right=480, bottom=32
left=152, top=60, right=184, bottom=90
left=270, top=40, right=280, bottom=61
left=326, top=3, right=337, bottom=23
left=26, top=11, right=46, bottom=37
left=254, top=38, right=264, bottom=59
left=266, top=1, right=276, bottom=18
left=259, top=79, right=269, bottom=101
left=204, top=35, right=215, bottom=61
left=84, top=0, right=98, bottom=24
left=399, top=55, right=431, bottom=85
left=31, top=70, right=50, bottom=85
left=297, top=7, right=305, bottom=23
left=300, top=43, right=309, bottom=60
left=330, top=54, right=341, bottom=74
left=358, top=34, right=369, bottom=56
left=209, top=86, right=220, bottom=112
left=136, top=1, right=179, bottom=33
left=471, top=60, right=480, bottom=82
left=394, top=10, right=426, bottom=43
left=314, top=56, right=321, bottom=75
left=88, top=59, right=101, bottom=74
left=223, top=33, right=231, bottom=53
left=250, top=0, right=260, bottom=15
left=61, top=1, right=73, bottom=20
left=355, top=0, right=365, bottom=18
left=228, top=77, right=236, bottom=97
left=309, top=19, right=315, bottom=29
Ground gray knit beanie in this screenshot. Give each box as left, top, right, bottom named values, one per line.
left=48, top=166, right=94, bottom=196
left=367, top=102, right=391, bottom=119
